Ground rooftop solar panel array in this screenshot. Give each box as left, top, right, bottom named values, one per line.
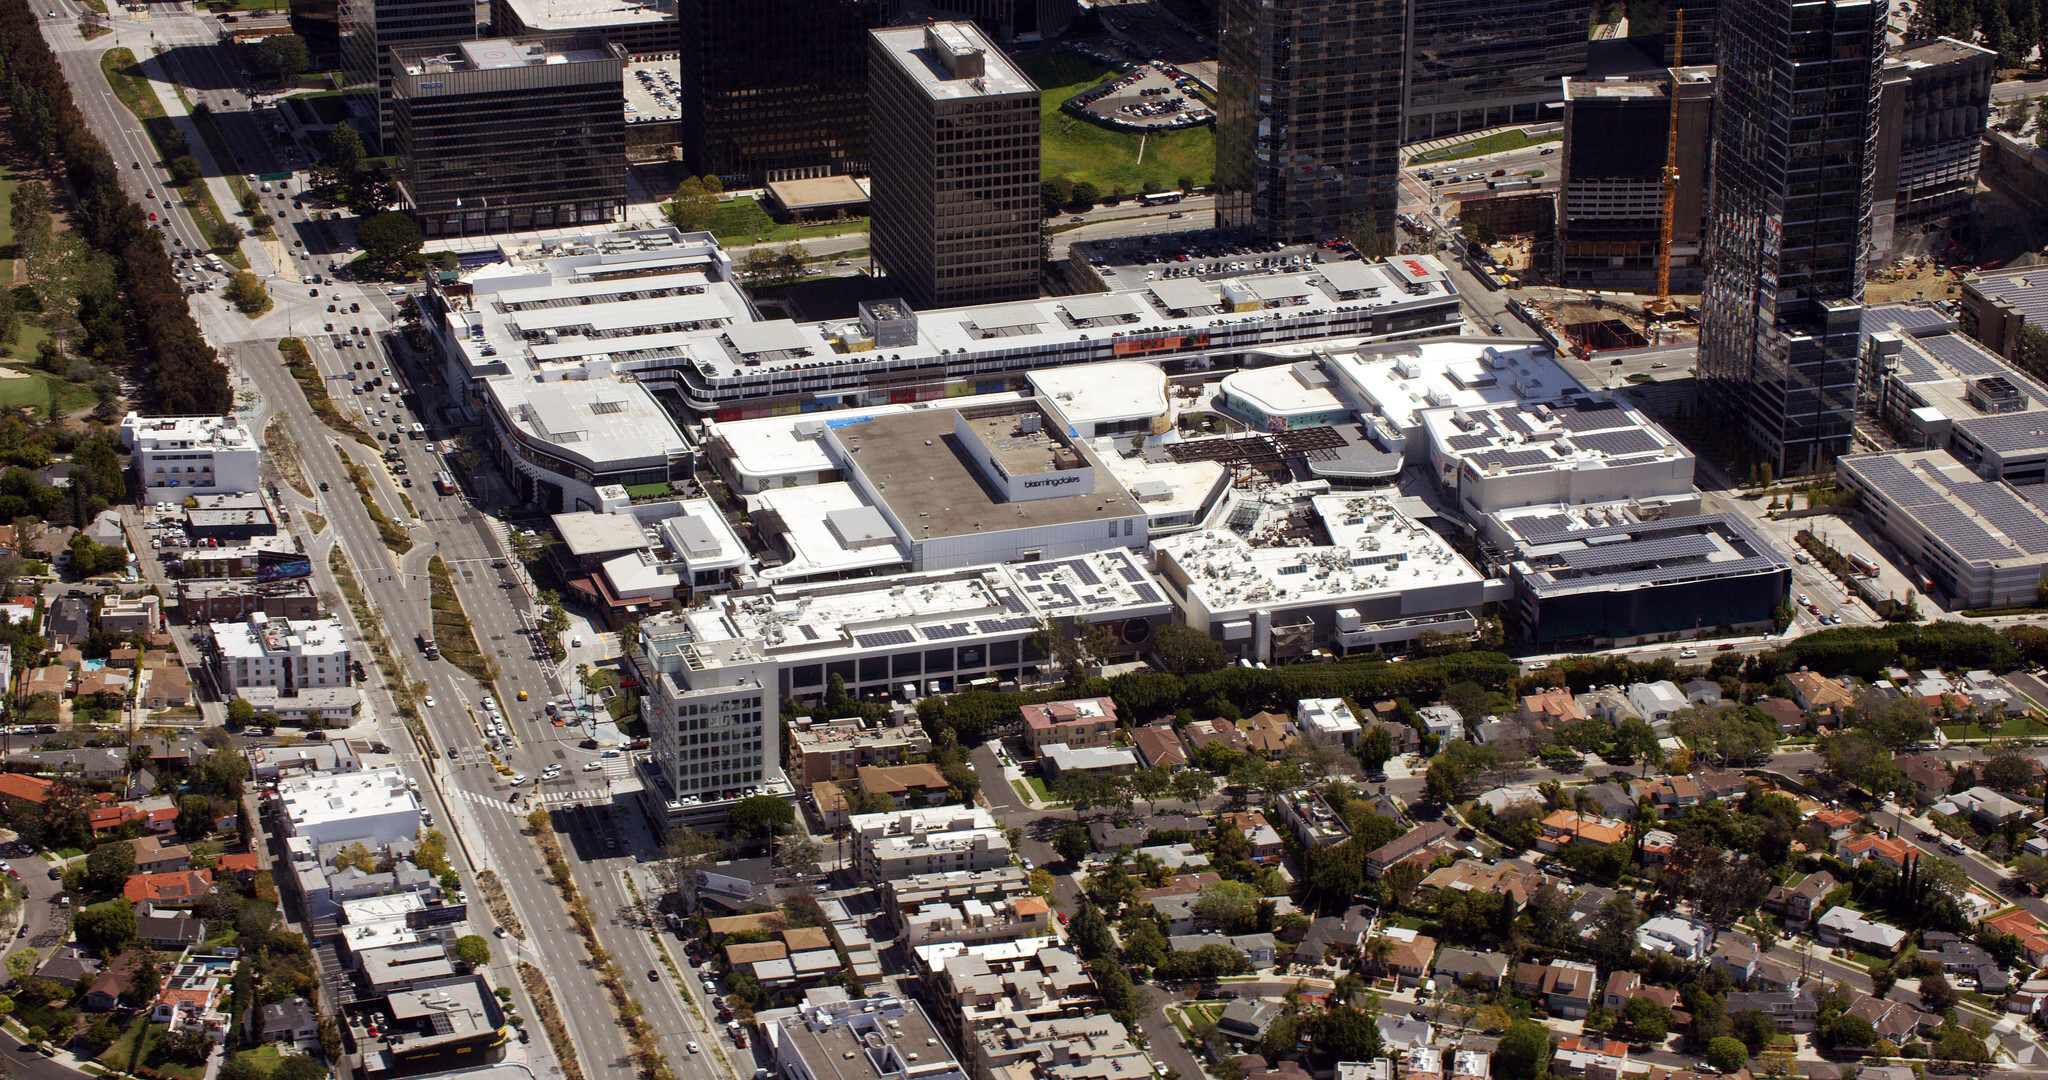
left=923, top=622, right=973, bottom=640
left=1850, top=455, right=2018, bottom=561
left=1132, top=583, right=1161, bottom=604
left=1473, top=449, right=1555, bottom=470
left=856, top=629, right=915, bottom=648
left=1528, top=556, right=1783, bottom=594
left=1552, top=401, right=1625, bottom=432
left=1953, top=483, right=2048, bottom=555
left=1446, top=433, right=1493, bottom=452
left=1574, top=429, right=1661, bottom=456
left=1861, top=304, right=1951, bottom=341
left=1893, top=350, right=1940, bottom=384
left=975, top=616, right=1039, bottom=634
left=1554, top=532, right=1718, bottom=573
left=1977, top=270, right=2048, bottom=322
left=1511, top=515, right=1573, bottom=540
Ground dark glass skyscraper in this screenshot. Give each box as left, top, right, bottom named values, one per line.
left=1402, top=0, right=1591, bottom=142
left=677, top=0, right=881, bottom=185
left=340, top=0, right=476, bottom=151
left=1695, top=0, right=1883, bottom=478
left=1215, top=0, right=1405, bottom=244
left=392, top=35, right=628, bottom=237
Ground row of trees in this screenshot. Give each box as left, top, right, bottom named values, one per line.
left=0, top=0, right=232, bottom=414
left=1905, top=0, right=2048, bottom=67
left=1039, top=176, right=1198, bottom=215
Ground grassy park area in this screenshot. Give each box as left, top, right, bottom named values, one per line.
left=1019, top=50, right=1213, bottom=194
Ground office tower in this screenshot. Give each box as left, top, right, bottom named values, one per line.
left=489, top=0, right=679, bottom=57
left=340, top=0, right=477, bottom=151
left=1557, top=67, right=1714, bottom=290
left=1215, top=0, right=1404, bottom=244
left=1402, top=0, right=1591, bottom=142
left=1695, top=0, right=1883, bottom=478
left=880, top=0, right=1077, bottom=41
left=1874, top=38, right=1996, bottom=247
left=1656, top=0, right=1718, bottom=65
left=677, top=0, right=881, bottom=184
left=391, top=36, right=628, bottom=236
left=867, top=23, right=1041, bottom=310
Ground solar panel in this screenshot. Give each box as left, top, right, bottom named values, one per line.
left=1892, top=350, right=1940, bottom=384
left=1953, top=482, right=2048, bottom=555
left=1513, top=515, right=1572, bottom=539
left=1002, top=594, right=1030, bottom=613
left=1554, top=533, right=1718, bottom=573
left=855, top=629, right=915, bottom=649
left=1574, top=429, right=1660, bottom=456
left=1474, top=449, right=1552, bottom=470
left=976, top=616, right=1039, bottom=634
left=1070, top=561, right=1102, bottom=587
left=1446, top=434, right=1493, bottom=452
left=1132, top=583, right=1162, bottom=604
left=923, top=623, right=973, bottom=640
left=1118, top=564, right=1145, bottom=583
left=1552, top=401, right=1625, bottom=432
left=1922, top=333, right=2004, bottom=377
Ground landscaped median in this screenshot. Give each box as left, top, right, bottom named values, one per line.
left=427, top=554, right=492, bottom=683
left=279, top=338, right=376, bottom=447
left=343, top=458, right=412, bottom=554
left=526, top=810, right=679, bottom=1080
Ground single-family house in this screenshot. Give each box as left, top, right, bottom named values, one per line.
left=1416, top=705, right=1463, bottom=743
left=123, top=869, right=214, bottom=906
left=1181, top=717, right=1247, bottom=756
left=1537, top=810, right=1626, bottom=852
left=1626, top=681, right=1686, bottom=726
left=1513, top=959, right=1598, bottom=1018
left=1764, top=870, right=1839, bottom=927
left=1816, top=906, right=1907, bottom=954
left=1132, top=725, right=1188, bottom=772
left=1242, top=711, right=1299, bottom=756
left=1839, top=832, right=1916, bottom=870
left=1433, top=948, right=1510, bottom=990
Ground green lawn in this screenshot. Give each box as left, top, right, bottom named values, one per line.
left=232, top=1045, right=285, bottom=1076
left=700, top=196, right=867, bottom=245
left=1023, top=775, right=1068, bottom=805
left=1019, top=49, right=1214, bottom=193
left=1941, top=716, right=2048, bottom=740
left=1409, top=128, right=1560, bottom=164
left=96, top=1014, right=149, bottom=1073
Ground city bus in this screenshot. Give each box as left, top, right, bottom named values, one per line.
left=434, top=472, right=456, bottom=496
left=1139, top=190, right=1186, bottom=206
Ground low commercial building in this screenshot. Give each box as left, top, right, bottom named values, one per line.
left=1152, top=491, right=1503, bottom=661
left=1040, top=743, right=1138, bottom=781
left=1421, top=394, right=1695, bottom=516
left=1961, top=266, right=2048, bottom=364
left=341, top=977, right=507, bottom=1080
left=1837, top=449, right=2048, bottom=607
left=235, top=686, right=364, bottom=726
left=1485, top=506, right=1792, bottom=647
left=274, top=767, right=423, bottom=847
left=120, top=413, right=262, bottom=500
left=768, top=994, right=966, bottom=1080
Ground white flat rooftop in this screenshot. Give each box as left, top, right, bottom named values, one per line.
left=1029, top=361, right=1169, bottom=429
left=755, top=483, right=910, bottom=581
left=871, top=23, right=1036, bottom=101
left=1331, top=339, right=1570, bottom=433
left=485, top=375, right=686, bottom=473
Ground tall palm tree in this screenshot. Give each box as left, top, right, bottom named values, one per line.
left=1361, top=936, right=1396, bottom=975
left=1331, top=973, right=1366, bottom=1006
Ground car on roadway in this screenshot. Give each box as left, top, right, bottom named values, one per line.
left=318, top=482, right=329, bottom=491
left=509, top=774, right=527, bottom=786
left=648, top=969, right=659, bottom=982
left=1798, top=593, right=1809, bottom=605
left=1678, top=647, right=1697, bottom=659
left=424, top=695, right=436, bottom=708
left=1717, top=643, right=1737, bottom=651
left=584, top=761, right=604, bottom=771
left=687, top=1044, right=700, bottom=1055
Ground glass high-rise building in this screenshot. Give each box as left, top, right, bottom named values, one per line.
left=677, top=0, right=881, bottom=185
left=1402, top=0, right=1591, bottom=142
left=1695, top=0, right=1883, bottom=478
left=391, top=35, right=629, bottom=237
left=339, top=0, right=476, bottom=151
left=1214, top=0, right=1404, bottom=245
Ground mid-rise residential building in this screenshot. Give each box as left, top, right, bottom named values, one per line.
left=867, top=23, right=1041, bottom=309
left=209, top=613, right=350, bottom=694
left=390, top=35, right=628, bottom=237
left=788, top=710, right=932, bottom=785
left=1695, top=0, right=1884, bottom=477
left=120, top=414, right=262, bottom=500
left=769, top=994, right=965, bottom=1080
left=970, top=1013, right=1152, bottom=1080
left=850, top=806, right=1011, bottom=880
left=1215, top=0, right=1402, bottom=243
left=915, top=942, right=1098, bottom=1069
left=675, top=0, right=881, bottom=183
left=1021, top=697, right=1118, bottom=752
left=1557, top=67, right=1715, bottom=290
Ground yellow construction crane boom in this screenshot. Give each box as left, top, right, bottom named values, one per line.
left=1655, top=11, right=1683, bottom=310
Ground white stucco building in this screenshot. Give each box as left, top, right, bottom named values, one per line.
left=120, top=413, right=263, bottom=500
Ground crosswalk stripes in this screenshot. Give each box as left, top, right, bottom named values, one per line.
left=535, top=787, right=610, bottom=806
left=452, top=787, right=518, bottom=813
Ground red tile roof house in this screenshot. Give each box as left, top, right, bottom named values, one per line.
left=1133, top=724, right=1188, bottom=772
left=0, top=772, right=54, bottom=805
left=1839, top=832, right=1917, bottom=871
left=216, top=853, right=259, bottom=885
left=123, top=869, right=214, bottom=906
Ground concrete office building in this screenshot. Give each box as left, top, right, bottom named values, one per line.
left=676, top=0, right=881, bottom=183
left=275, top=767, right=423, bottom=847
left=391, top=35, right=628, bottom=238
left=1695, top=0, right=1884, bottom=477
left=1402, top=0, right=1592, bottom=142
left=1876, top=38, right=1996, bottom=244
left=339, top=0, right=477, bottom=151
left=1860, top=309, right=2048, bottom=486
left=120, top=413, right=263, bottom=501
left=1557, top=68, right=1715, bottom=290
left=868, top=23, right=1041, bottom=310
left=1216, top=0, right=1403, bottom=243
left=489, top=0, right=677, bottom=56
left=1837, top=449, right=2048, bottom=607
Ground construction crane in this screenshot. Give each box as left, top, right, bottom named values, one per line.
left=1651, top=11, right=1684, bottom=317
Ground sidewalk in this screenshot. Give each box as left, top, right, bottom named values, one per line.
left=139, top=46, right=276, bottom=281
